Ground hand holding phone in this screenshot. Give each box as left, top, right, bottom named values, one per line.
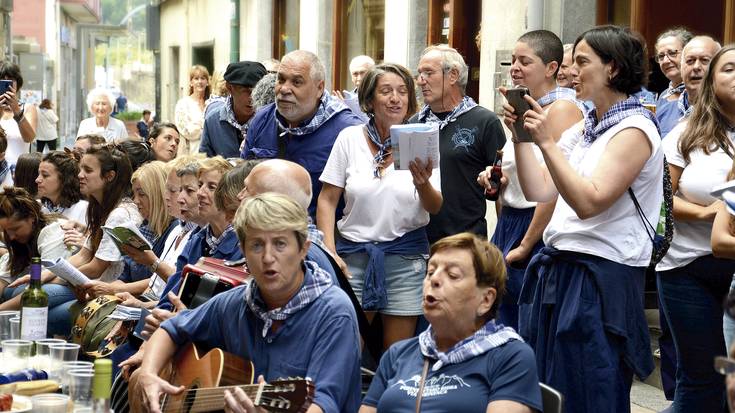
left=505, top=87, right=534, bottom=143
left=0, top=80, right=12, bottom=96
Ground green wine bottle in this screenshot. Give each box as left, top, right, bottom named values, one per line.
left=92, top=359, right=113, bottom=413
left=20, top=257, right=48, bottom=340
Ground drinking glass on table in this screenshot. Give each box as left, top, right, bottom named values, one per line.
left=67, top=368, right=94, bottom=408
left=60, top=361, right=94, bottom=395
left=1, top=339, right=33, bottom=371
left=0, top=311, right=19, bottom=341
left=8, top=317, right=19, bottom=340
left=48, top=343, right=80, bottom=381
left=33, top=338, right=66, bottom=371
left=31, top=393, right=71, bottom=413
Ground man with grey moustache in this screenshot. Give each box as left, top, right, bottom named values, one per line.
left=241, top=50, right=364, bottom=219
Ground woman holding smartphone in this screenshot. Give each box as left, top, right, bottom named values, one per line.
left=0, top=61, right=37, bottom=182
left=511, top=26, right=663, bottom=412
left=478, top=30, right=582, bottom=329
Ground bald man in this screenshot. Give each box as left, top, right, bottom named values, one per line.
left=677, top=36, right=721, bottom=119
left=238, top=159, right=339, bottom=282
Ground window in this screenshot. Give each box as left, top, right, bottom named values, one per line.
left=273, top=0, right=301, bottom=59
left=333, top=0, right=384, bottom=91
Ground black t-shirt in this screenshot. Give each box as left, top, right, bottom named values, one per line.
left=412, top=106, right=506, bottom=243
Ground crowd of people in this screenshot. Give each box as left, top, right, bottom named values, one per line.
left=0, top=22, right=733, bottom=413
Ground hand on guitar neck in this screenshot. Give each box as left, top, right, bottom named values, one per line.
left=131, top=341, right=315, bottom=413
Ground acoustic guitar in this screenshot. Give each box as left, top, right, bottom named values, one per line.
left=159, top=343, right=314, bottom=413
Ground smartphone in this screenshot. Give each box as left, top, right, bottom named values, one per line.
left=505, top=87, right=534, bottom=143
left=0, top=80, right=12, bottom=96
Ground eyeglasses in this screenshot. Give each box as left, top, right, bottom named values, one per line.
left=715, top=356, right=735, bottom=375
left=655, top=50, right=680, bottom=63
left=417, top=69, right=446, bottom=81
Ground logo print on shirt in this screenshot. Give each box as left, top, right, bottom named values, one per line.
left=391, top=373, right=471, bottom=397
left=451, top=126, right=477, bottom=151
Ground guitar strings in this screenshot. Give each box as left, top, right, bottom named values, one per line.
left=162, top=385, right=311, bottom=410
left=170, top=394, right=302, bottom=410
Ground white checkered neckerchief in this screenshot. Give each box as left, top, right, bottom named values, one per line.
left=276, top=92, right=349, bottom=137
left=41, top=198, right=65, bottom=214
left=244, top=260, right=333, bottom=337
left=417, top=95, right=478, bottom=130
left=677, top=89, right=693, bottom=120
left=224, top=95, right=249, bottom=143
left=419, top=320, right=523, bottom=371
left=204, top=223, right=234, bottom=253
left=583, top=96, right=660, bottom=146
left=660, top=82, right=686, bottom=100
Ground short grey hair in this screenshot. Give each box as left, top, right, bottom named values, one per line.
left=282, top=50, right=325, bottom=83
left=656, top=27, right=694, bottom=51
left=252, top=73, right=276, bottom=111
left=86, top=88, right=116, bottom=114
left=421, top=45, right=469, bottom=92
left=349, top=55, right=375, bottom=73
left=176, top=162, right=201, bottom=178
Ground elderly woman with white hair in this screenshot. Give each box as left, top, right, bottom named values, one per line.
left=76, top=88, right=128, bottom=143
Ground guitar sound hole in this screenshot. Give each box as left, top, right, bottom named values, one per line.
left=182, top=384, right=197, bottom=413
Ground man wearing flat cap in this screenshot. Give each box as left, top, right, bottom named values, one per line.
left=199, top=61, right=267, bottom=157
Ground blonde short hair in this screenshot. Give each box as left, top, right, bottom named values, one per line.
left=234, top=193, right=308, bottom=248
left=197, top=156, right=234, bottom=178
left=131, top=161, right=171, bottom=236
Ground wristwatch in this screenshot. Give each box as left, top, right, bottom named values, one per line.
left=13, top=107, right=23, bottom=123
left=150, top=258, right=162, bottom=273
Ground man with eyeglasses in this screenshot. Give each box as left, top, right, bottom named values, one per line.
left=412, top=45, right=505, bottom=243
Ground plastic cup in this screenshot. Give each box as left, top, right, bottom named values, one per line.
left=0, top=311, right=19, bottom=341
left=30, top=393, right=71, bottom=413
left=8, top=317, right=19, bottom=340
left=60, top=361, right=94, bottom=395
left=48, top=343, right=80, bottom=381
left=67, top=369, right=94, bottom=408
left=1, top=339, right=33, bottom=371
left=32, top=338, right=66, bottom=371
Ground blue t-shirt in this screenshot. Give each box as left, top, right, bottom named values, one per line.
left=363, top=337, right=543, bottom=413
left=161, top=272, right=362, bottom=413
left=241, top=103, right=364, bottom=218
left=655, top=97, right=683, bottom=139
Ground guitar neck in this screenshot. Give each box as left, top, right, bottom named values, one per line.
left=169, top=383, right=267, bottom=413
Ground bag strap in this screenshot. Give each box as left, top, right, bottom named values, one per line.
left=415, top=358, right=430, bottom=413
left=628, top=188, right=656, bottom=243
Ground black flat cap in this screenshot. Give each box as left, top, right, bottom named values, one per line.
left=224, top=61, right=267, bottom=87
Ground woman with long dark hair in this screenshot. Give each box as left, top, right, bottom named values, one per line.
left=36, top=151, right=88, bottom=225
left=0, top=187, right=74, bottom=315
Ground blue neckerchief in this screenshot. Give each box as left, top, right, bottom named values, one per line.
left=275, top=92, right=348, bottom=137
left=418, top=319, right=523, bottom=371
left=660, top=82, right=686, bottom=100
left=336, top=227, right=429, bottom=311
left=365, top=119, right=392, bottom=178
left=244, top=260, right=333, bottom=337
left=583, top=96, right=660, bottom=146
left=417, top=95, right=478, bottom=130
left=677, top=89, right=693, bottom=120
left=138, top=221, right=158, bottom=245
left=224, top=95, right=248, bottom=143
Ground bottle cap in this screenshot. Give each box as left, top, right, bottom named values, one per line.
left=92, top=359, right=113, bottom=399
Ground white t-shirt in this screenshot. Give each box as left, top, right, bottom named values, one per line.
left=656, top=122, right=734, bottom=271
left=0, top=220, right=72, bottom=285
left=500, top=140, right=544, bottom=209
left=147, top=224, right=197, bottom=298
left=41, top=200, right=89, bottom=228
left=543, top=115, right=664, bottom=267
left=36, top=108, right=59, bottom=141
left=87, top=200, right=143, bottom=282
left=1, top=118, right=29, bottom=175
left=319, top=125, right=442, bottom=243
left=76, top=117, right=128, bottom=143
